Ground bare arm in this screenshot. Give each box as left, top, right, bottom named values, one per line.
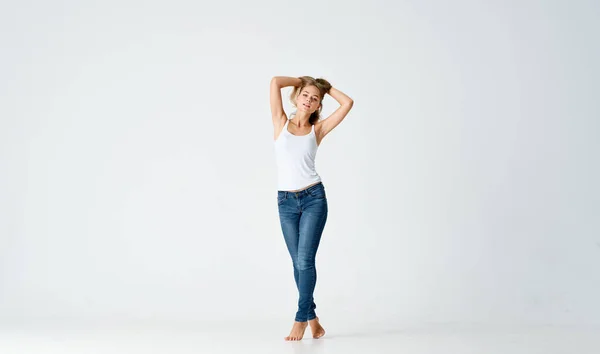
left=318, top=86, right=354, bottom=138
left=270, top=76, right=301, bottom=126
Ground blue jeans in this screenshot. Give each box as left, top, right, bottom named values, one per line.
left=277, top=182, right=328, bottom=322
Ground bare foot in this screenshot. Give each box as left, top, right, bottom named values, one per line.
left=284, top=321, right=308, bottom=341
left=309, top=316, right=326, bottom=339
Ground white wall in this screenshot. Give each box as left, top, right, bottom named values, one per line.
left=1, top=0, right=598, bottom=327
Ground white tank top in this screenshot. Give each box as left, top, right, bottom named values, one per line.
left=274, top=119, right=322, bottom=191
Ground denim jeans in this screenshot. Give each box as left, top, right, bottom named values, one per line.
left=277, top=182, right=328, bottom=322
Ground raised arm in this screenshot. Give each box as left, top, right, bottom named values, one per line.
left=317, top=86, right=354, bottom=139
left=270, top=76, right=301, bottom=127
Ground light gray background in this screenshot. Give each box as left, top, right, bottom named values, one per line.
left=1, top=0, right=598, bottom=329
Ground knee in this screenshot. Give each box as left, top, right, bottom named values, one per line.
left=296, top=254, right=315, bottom=271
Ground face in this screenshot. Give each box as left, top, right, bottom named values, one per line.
left=296, top=85, right=322, bottom=113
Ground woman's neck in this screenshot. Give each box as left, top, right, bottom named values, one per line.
left=292, top=111, right=311, bottom=127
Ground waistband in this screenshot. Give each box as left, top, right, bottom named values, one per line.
left=278, top=182, right=324, bottom=196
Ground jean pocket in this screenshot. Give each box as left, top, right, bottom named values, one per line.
left=308, top=188, right=326, bottom=200
left=277, top=194, right=286, bottom=205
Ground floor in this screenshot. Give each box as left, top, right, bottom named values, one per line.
left=1, top=321, right=598, bottom=354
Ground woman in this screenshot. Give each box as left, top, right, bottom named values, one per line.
left=270, top=76, right=354, bottom=341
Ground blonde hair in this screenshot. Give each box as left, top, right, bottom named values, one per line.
left=290, top=76, right=332, bottom=125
